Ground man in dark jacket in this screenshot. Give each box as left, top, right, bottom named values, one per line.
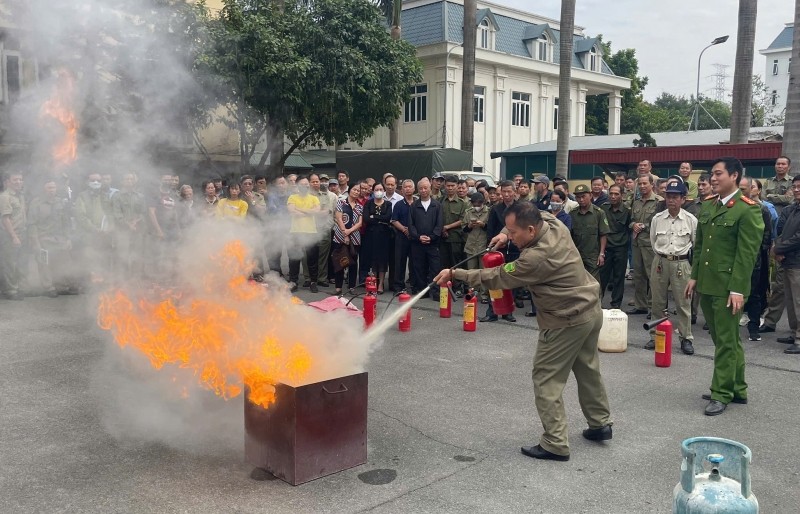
left=773, top=175, right=800, bottom=354
left=409, top=178, right=444, bottom=300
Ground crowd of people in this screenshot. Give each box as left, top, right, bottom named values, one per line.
left=1, top=157, right=798, bottom=359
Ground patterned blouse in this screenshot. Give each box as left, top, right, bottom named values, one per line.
left=334, top=199, right=363, bottom=245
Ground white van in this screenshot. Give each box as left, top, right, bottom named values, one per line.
left=441, top=171, right=497, bottom=187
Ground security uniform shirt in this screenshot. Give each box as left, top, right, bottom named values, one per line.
left=764, top=176, right=794, bottom=211
left=602, top=203, right=631, bottom=249
left=650, top=208, right=697, bottom=257
left=630, top=193, right=663, bottom=247
left=0, top=190, right=27, bottom=235
left=453, top=212, right=600, bottom=329
left=570, top=204, right=610, bottom=269
left=441, top=196, right=467, bottom=244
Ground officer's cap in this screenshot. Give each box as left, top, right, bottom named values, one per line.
left=573, top=184, right=591, bottom=195
left=665, top=182, right=687, bottom=195
left=432, top=172, right=445, bottom=180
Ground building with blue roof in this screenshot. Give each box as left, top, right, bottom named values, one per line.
left=759, top=23, right=793, bottom=116
left=346, top=0, right=630, bottom=177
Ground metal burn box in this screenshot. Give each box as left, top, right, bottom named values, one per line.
left=244, top=372, right=368, bottom=485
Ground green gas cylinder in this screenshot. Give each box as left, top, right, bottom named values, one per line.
left=673, top=437, right=758, bottom=513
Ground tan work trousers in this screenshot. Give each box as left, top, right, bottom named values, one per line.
left=632, top=242, right=655, bottom=312
left=532, top=307, right=612, bottom=456
left=649, top=257, right=693, bottom=341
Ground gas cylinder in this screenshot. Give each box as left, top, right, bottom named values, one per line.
left=398, top=291, right=412, bottom=332
left=439, top=281, right=452, bottom=318
left=673, top=437, right=758, bottom=513
left=481, top=251, right=514, bottom=315
left=363, top=273, right=378, bottom=328
left=598, top=309, right=628, bottom=352
left=463, top=289, right=477, bottom=332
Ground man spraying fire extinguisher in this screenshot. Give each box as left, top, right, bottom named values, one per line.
left=434, top=202, right=613, bottom=462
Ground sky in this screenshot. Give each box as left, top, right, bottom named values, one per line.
left=501, top=0, right=794, bottom=101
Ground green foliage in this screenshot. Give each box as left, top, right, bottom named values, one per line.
left=632, top=132, right=657, bottom=147
left=194, top=0, right=422, bottom=173
left=751, top=74, right=784, bottom=126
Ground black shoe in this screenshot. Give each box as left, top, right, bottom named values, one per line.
left=691, top=316, right=697, bottom=325
left=758, top=325, right=776, bottom=333
left=777, top=336, right=796, bottom=344
left=290, top=283, right=299, bottom=293
left=610, top=304, right=621, bottom=309
left=785, top=343, right=800, bottom=354
left=748, top=332, right=761, bottom=342
left=502, top=314, right=517, bottom=323
left=644, top=340, right=655, bottom=350
left=514, top=299, right=524, bottom=308
left=704, top=400, right=727, bottom=416
left=309, top=283, right=318, bottom=293
left=582, top=425, right=612, bottom=441
left=302, top=281, right=311, bottom=288
left=626, top=308, right=648, bottom=315
left=318, top=281, right=331, bottom=287
left=681, top=339, right=695, bottom=355
left=702, top=394, right=747, bottom=404
left=702, top=322, right=709, bottom=331
left=646, top=313, right=651, bottom=320
left=525, top=311, right=537, bottom=317
left=479, top=316, right=498, bottom=322
left=520, top=444, right=569, bottom=461
left=480, top=298, right=489, bottom=304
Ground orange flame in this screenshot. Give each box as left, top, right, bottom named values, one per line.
left=97, top=240, right=313, bottom=408
left=40, top=69, right=79, bottom=167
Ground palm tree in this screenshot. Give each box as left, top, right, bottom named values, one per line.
left=555, top=0, right=575, bottom=176
left=460, top=0, right=476, bottom=154
left=729, top=0, right=757, bottom=144
left=377, top=0, right=403, bottom=149
left=782, top=2, right=800, bottom=162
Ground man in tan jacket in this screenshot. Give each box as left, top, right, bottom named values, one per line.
left=434, top=202, right=612, bottom=461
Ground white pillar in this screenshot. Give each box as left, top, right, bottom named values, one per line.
left=436, top=61, right=457, bottom=148
left=493, top=70, right=507, bottom=176
left=538, top=78, right=550, bottom=142
left=576, top=83, right=588, bottom=137
left=608, top=89, right=622, bottom=135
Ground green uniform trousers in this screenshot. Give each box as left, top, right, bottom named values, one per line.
left=785, top=268, right=800, bottom=339
left=763, top=262, right=785, bottom=329
left=599, top=245, right=628, bottom=308
left=632, top=243, right=655, bottom=312
left=317, top=231, right=332, bottom=283
left=701, top=294, right=747, bottom=403
left=532, top=307, right=612, bottom=456
left=649, top=258, right=693, bottom=341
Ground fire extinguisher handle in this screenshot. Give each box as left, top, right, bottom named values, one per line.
left=643, top=316, right=669, bottom=330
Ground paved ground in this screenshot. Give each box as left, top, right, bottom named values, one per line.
left=2, top=281, right=799, bottom=513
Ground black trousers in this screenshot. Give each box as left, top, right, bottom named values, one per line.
left=744, top=264, right=768, bottom=334
left=411, top=241, right=441, bottom=297
left=289, top=242, right=320, bottom=284
left=600, top=245, right=628, bottom=308
left=394, top=234, right=414, bottom=291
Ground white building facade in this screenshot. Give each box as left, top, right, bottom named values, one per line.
left=339, top=0, right=630, bottom=177
left=759, top=23, right=793, bottom=117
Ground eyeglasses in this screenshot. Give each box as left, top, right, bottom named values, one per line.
left=792, top=185, right=800, bottom=191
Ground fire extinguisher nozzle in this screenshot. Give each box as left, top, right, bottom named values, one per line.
left=643, top=316, right=670, bottom=330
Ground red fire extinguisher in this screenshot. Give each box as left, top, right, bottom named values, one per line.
left=439, top=281, right=452, bottom=318
left=463, top=289, right=477, bottom=332
left=644, top=315, right=672, bottom=367
left=398, top=291, right=411, bottom=332
left=363, top=273, right=378, bottom=328
left=481, top=251, right=515, bottom=315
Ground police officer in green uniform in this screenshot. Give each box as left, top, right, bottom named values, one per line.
left=686, top=157, right=763, bottom=416
left=601, top=184, right=631, bottom=308
left=0, top=172, right=27, bottom=300
left=434, top=202, right=613, bottom=461
left=570, top=184, right=609, bottom=282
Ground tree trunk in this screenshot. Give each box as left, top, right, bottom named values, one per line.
left=555, top=0, right=576, bottom=177
left=460, top=0, right=477, bottom=156
left=730, top=0, right=757, bottom=143
left=783, top=0, right=800, bottom=162
left=389, top=0, right=402, bottom=149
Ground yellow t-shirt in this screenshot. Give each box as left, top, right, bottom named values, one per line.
left=216, top=198, right=248, bottom=220
left=287, top=193, right=320, bottom=233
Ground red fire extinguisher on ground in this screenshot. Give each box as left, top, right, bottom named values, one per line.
left=481, top=251, right=515, bottom=315
left=440, top=281, right=452, bottom=318
left=363, top=273, right=378, bottom=328
left=398, top=291, right=411, bottom=332
left=644, top=315, right=672, bottom=367
left=463, top=289, right=477, bottom=332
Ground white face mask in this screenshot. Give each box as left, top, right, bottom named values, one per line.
left=472, top=205, right=483, bottom=212
left=468, top=187, right=477, bottom=195
left=550, top=202, right=563, bottom=211
left=88, top=181, right=101, bottom=190
left=373, top=191, right=385, bottom=200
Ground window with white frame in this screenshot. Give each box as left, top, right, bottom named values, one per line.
left=536, top=35, right=551, bottom=62
left=404, top=84, right=427, bottom=123
left=771, top=90, right=778, bottom=106
left=589, top=47, right=598, bottom=72
left=773, top=59, right=779, bottom=75
left=511, top=92, right=531, bottom=127
left=2, top=51, right=22, bottom=105
left=478, top=19, right=490, bottom=49
left=473, top=86, right=485, bottom=123
left=553, top=98, right=559, bottom=130
left=789, top=58, right=792, bottom=73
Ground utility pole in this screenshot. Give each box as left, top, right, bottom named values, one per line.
left=711, top=63, right=730, bottom=102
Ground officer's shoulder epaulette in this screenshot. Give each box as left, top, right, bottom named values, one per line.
left=740, top=195, right=756, bottom=205
left=704, top=195, right=719, bottom=202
